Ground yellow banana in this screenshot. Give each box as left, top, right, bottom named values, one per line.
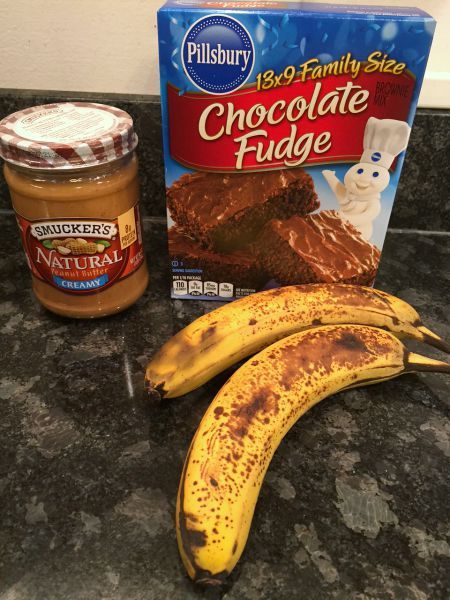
left=176, top=325, right=450, bottom=584
left=146, top=284, right=449, bottom=398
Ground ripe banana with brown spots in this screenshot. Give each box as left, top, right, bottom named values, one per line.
left=176, top=324, right=450, bottom=584
left=146, top=284, right=449, bottom=398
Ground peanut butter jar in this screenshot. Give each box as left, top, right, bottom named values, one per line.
left=0, top=102, right=149, bottom=318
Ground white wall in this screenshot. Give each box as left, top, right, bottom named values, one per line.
left=0, top=0, right=448, bottom=107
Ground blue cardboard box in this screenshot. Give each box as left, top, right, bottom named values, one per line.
left=157, top=1, right=435, bottom=300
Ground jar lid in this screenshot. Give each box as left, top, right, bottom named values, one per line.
left=0, top=102, right=138, bottom=170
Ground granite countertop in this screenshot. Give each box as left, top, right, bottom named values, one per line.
left=0, top=213, right=449, bottom=600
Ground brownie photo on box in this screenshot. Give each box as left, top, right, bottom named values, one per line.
left=168, top=227, right=265, bottom=291
left=257, top=210, right=381, bottom=286
left=167, top=168, right=319, bottom=253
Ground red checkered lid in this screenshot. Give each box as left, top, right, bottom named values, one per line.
left=0, top=102, right=138, bottom=170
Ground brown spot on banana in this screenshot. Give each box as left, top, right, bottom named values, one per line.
left=200, top=325, right=217, bottom=342
left=187, top=529, right=207, bottom=547
left=334, top=331, right=369, bottom=352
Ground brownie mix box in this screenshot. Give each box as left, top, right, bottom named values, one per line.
left=157, top=1, right=435, bottom=300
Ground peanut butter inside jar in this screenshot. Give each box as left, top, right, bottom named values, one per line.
left=0, top=102, right=149, bottom=318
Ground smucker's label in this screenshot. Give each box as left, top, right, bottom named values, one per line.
left=16, top=205, right=145, bottom=294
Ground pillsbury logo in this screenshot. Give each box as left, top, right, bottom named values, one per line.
left=182, top=15, right=254, bottom=95
left=371, top=151, right=382, bottom=162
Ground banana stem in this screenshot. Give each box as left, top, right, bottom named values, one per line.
left=416, top=326, right=450, bottom=354
left=406, top=351, right=450, bottom=374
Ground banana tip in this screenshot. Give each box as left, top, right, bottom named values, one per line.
left=195, top=577, right=224, bottom=586
left=406, top=351, right=450, bottom=374
left=144, top=377, right=165, bottom=400
left=417, top=326, right=450, bottom=354
left=194, top=570, right=229, bottom=587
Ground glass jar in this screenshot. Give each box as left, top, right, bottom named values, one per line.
left=0, top=102, right=149, bottom=318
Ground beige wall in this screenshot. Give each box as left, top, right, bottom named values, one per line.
left=0, top=0, right=448, bottom=107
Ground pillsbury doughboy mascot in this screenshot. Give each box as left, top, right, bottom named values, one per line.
left=322, top=117, right=411, bottom=241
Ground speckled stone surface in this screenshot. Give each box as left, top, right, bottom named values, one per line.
left=0, top=212, right=449, bottom=600
left=0, top=91, right=448, bottom=231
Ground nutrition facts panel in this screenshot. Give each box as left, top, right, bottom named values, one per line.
left=172, top=278, right=235, bottom=299
left=204, top=281, right=218, bottom=296
left=219, top=283, right=233, bottom=297
left=188, top=280, right=202, bottom=296
left=173, top=279, right=188, bottom=295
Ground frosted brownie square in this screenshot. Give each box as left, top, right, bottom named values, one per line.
left=257, top=211, right=380, bottom=286
left=167, top=168, right=318, bottom=252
